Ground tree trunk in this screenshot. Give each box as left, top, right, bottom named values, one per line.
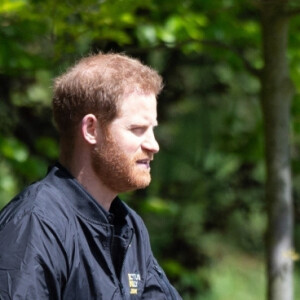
left=260, top=1, right=295, bottom=300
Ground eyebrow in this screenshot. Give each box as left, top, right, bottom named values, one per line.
left=129, top=120, right=158, bottom=127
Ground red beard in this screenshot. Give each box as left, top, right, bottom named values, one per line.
left=91, top=136, right=152, bottom=193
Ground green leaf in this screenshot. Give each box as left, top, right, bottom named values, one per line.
left=0, top=137, right=29, bottom=162
left=0, top=0, right=26, bottom=14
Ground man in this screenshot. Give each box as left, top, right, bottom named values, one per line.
left=0, top=53, right=182, bottom=299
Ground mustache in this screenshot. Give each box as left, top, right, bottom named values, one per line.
left=134, top=151, right=154, bottom=161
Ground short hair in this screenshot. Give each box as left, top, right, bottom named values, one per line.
left=52, top=52, right=163, bottom=138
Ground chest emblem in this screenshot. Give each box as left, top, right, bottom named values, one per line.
left=128, top=273, right=141, bottom=294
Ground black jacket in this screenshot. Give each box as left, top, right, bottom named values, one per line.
left=0, top=164, right=182, bottom=300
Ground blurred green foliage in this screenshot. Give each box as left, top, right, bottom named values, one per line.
left=1, top=0, right=300, bottom=298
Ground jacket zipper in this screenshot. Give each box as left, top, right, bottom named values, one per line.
left=118, top=228, right=134, bottom=298
left=109, top=226, right=126, bottom=299
left=109, top=226, right=134, bottom=299
left=119, top=228, right=134, bottom=274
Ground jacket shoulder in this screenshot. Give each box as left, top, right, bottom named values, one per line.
left=0, top=179, right=71, bottom=239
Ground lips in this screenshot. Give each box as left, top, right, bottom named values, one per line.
left=136, top=159, right=151, bottom=168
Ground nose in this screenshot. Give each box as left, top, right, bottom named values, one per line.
left=142, top=130, right=160, bottom=154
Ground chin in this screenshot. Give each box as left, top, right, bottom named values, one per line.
left=129, top=173, right=151, bottom=190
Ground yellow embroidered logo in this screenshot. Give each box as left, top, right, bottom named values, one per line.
left=128, top=273, right=141, bottom=294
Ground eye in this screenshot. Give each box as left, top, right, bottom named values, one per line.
left=131, top=126, right=147, bottom=136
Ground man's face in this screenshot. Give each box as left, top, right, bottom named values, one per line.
left=91, top=93, right=159, bottom=193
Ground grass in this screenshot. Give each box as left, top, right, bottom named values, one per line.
left=196, top=244, right=300, bottom=300
left=207, top=249, right=266, bottom=300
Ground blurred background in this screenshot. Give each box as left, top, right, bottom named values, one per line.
left=1, top=0, right=300, bottom=299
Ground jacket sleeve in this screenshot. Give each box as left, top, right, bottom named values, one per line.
left=0, top=212, right=67, bottom=300
left=142, top=256, right=182, bottom=300
left=137, top=217, right=182, bottom=300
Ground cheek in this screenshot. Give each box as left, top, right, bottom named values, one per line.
left=114, top=135, right=142, bottom=155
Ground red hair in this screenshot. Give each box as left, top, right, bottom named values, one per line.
left=52, top=53, right=163, bottom=138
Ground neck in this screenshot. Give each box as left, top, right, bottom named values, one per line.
left=59, top=156, right=117, bottom=211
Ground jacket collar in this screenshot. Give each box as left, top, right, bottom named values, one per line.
left=47, top=162, right=129, bottom=225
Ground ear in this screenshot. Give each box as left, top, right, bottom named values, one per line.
left=81, top=114, right=99, bottom=145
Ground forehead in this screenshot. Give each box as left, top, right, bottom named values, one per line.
left=116, top=93, right=157, bottom=124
